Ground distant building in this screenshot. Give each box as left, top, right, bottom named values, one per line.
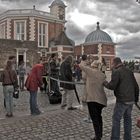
left=74, top=22, right=116, bottom=69
left=0, top=0, right=74, bottom=69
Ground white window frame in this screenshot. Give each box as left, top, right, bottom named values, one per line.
left=38, top=21, right=48, bottom=48
left=0, top=23, right=6, bottom=39
left=14, top=20, right=26, bottom=40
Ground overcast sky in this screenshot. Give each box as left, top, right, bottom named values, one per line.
left=0, top=0, right=140, bottom=60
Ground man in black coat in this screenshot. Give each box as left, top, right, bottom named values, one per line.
left=49, top=53, right=60, bottom=94
left=103, top=57, right=139, bottom=140
left=60, top=55, right=76, bottom=110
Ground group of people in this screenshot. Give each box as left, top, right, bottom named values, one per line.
left=79, top=55, right=139, bottom=140
left=0, top=54, right=139, bottom=140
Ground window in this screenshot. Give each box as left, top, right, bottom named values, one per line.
left=15, top=21, right=26, bottom=40
left=38, top=23, right=47, bottom=47
left=0, top=23, right=6, bottom=39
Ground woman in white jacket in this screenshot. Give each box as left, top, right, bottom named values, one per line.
left=79, top=60, right=107, bottom=140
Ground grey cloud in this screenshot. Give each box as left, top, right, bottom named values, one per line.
left=117, top=36, right=140, bottom=59
left=66, top=21, right=87, bottom=44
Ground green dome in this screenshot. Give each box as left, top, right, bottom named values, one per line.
left=85, top=22, right=113, bottom=44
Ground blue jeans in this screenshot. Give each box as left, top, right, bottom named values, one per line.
left=3, top=85, right=14, bottom=114
left=111, top=102, right=133, bottom=140
left=19, top=76, right=25, bottom=90
left=29, top=91, right=40, bottom=114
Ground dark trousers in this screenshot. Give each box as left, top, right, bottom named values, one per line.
left=50, top=75, right=59, bottom=93
left=19, top=76, right=25, bottom=90
left=87, top=102, right=104, bottom=140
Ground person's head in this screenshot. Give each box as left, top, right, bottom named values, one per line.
left=64, top=55, right=73, bottom=66
left=20, top=61, right=24, bottom=66
left=102, top=58, right=106, bottom=65
left=8, top=55, right=16, bottom=64
left=112, top=57, right=122, bottom=69
left=51, top=53, right=57, bottom=60
left=5, top=60, right=13, bottom=70
left=91, top=60, right=99, bottom=69
left=8, top=55, right=16, bottom=60
left=82, top=54, right=87, bottom=61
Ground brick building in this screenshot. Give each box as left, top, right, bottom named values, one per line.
left=74, top=22, right=116, bottom=69
left=0, top=0, right=74, bottom=69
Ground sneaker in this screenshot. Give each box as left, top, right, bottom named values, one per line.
left=83, top=117, right=92, bottom=123
left=67, top=107, right=77, bottom=110
left=31, top=111, right=42, bottom=116
left=91, top=137, right=101, bottom=140
left=6, top=113, right=13, bottom=117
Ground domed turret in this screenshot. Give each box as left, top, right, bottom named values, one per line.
left=49, top=0, right=66, bottom=20
left=85, top=22, right=113, bottom=44
left=50, top=0, right=66, bottom=7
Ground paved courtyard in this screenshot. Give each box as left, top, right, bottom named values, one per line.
left=0, top=72, right=140, bottom=140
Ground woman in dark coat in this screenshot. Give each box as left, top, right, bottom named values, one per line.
left=60, top=55, right=76, bottom=110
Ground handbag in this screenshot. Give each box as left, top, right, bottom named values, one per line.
left=13, top=89, right=19, bottom=99
left=8, top=71, right=19, bottom=99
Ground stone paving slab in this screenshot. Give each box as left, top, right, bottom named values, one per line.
left=0, top=72, right=140, bottom=140
left=0, top=104, right=140, bottom=140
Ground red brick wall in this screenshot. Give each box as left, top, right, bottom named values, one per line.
left=63, top=47, right=73, bottom=51
left=84, top=44, right=98, bottom=54
left=5, top=20, right=7, bottom=39
left=48, top=22, right=63, bottom=41
left=52, top=47, right=57, bottom=51
left=74, top=45, right=82, bottom=56
left=102, top=44, right=115, bottom=55
left=26, top=18, right=30, bottom=41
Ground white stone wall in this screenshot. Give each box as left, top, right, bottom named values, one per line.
left=29, top=17, right=35, bottom=41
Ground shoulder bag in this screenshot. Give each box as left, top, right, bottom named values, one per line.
left=8, top=71, right=19, bottom=99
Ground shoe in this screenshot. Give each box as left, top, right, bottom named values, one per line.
left=91, top=137, right=101, bottom=140
left=31, top=111, right=42, bottom=116
left=67, top=107, right=77, bottom=110
left=61, top=104, right=67, bottom=109
left=83, top=117, right=93, bottom=123
left=6, top=113, right=13, bottom=117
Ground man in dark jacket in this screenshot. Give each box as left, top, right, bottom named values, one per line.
left=49, top=53, right=59, bottom=94
left=103, top=57, right=139, bottom=140
left=60, top=55, right=76, bottom=110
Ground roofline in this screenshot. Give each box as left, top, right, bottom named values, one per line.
left=0, top=9, right=66, bottom=23
left=82, top=42, right=116, bottom=46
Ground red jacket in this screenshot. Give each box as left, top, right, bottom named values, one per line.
left=25, top=64, right=43, bottom=92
